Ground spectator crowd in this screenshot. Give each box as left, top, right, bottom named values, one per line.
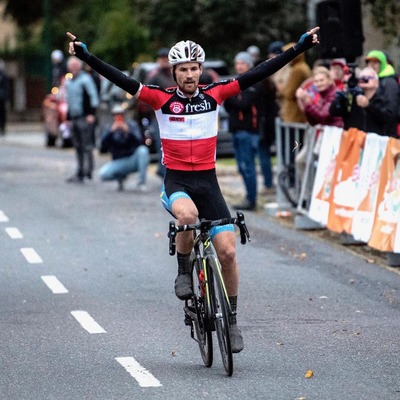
left=37, top=41, right=400, bottom=211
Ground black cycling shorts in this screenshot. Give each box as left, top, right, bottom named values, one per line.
left=161, top=168, right=231, bottom=221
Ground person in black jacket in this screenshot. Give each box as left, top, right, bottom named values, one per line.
left=99, top=105, right=150, bottom=191
left=258, top=75, right=278, bottom=195
left=364, top=50, right=398, bottom=136
left=329, top=67, right=392, bottom=136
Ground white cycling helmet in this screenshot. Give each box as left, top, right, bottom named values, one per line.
left=168, top=40, right=205, bottom=66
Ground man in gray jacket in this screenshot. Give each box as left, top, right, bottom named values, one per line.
left=65, top=56, right=99, bottom=182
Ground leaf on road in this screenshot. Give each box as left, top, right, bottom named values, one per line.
left=295, top=252, right=307, bottom=260
left=305, top=369, right=314, bottom=378
left=276, top=210, right=292, bottom=218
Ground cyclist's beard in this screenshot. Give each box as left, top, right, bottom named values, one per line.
left=180, top=80, right=197, bottom=96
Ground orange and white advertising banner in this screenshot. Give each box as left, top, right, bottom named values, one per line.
left=326, top=128, right=366, bottom=234
left=308, top=126, right=343, bottom=226
left=351, top=134, right=388, bottom=243
left=368, top=138, right=400, bottom=253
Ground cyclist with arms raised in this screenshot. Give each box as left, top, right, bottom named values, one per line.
left=67, top=27, right=319, bottom=353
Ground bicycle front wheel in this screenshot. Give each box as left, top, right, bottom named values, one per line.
left=190, top=254, right=213, bottom=367
left=206, top=256, right=233, bottom=376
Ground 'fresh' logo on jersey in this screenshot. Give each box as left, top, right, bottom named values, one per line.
left=170, top=101, right=185, bottom=114
left=185, top=99, right=211, bottom=113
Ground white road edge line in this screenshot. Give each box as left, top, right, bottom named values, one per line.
left=5, top=227, right=23, bottom=239
left=0, top=210, right=9, bottom=222
left=41, top=275, right=69, bottom=294
left=20, top=247, right=43, bottom=264
left=115, top=357, right=162, bottom=388
left=70, top=310, right=106, bottom=334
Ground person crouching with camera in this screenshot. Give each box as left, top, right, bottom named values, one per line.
left=99, top=105, right=150, bottom=191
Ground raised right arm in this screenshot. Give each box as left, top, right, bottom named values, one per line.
left=67, top=32, right=141, bottom=96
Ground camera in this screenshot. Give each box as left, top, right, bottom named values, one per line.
left=358, top=76, right=370, bottom=84
left=345, top=62, right=363, bottom=95
left=332, top=62, right=363, bottom=113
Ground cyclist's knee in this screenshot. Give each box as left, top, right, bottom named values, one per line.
left=213, top=231, right=236, bottom=263
left=178, top=210, right=197, bottom=225
left=172, top=198, right=198, bottom=224
left=217, top=245, right=236, bottom=267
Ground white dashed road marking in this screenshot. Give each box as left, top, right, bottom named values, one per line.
left=20, top=247, right=43, bottom=264
left=41, top=275, right=69, bottom=294
left=71, top=310, right=106, bottom=334
left=115, top=357, right=162, bottom=388
left=1, top=208, right=161, bottom=390
left=0, top=210, right=9, bottom=222
left=5, top=227, right=23, bottom=239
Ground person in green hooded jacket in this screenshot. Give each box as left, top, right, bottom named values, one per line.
left=364, top=50, right=399, bottom=137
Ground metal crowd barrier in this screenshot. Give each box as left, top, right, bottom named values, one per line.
left=274, top=117, right=309, bottom=209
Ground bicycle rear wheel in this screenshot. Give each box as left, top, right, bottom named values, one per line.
left=190, top=254, right=213, bottom=367
left=206, top=256, right=233, bottom=376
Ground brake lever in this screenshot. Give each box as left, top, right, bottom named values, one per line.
left=236, top=211, right=251, bottom=244
left=168, top=221, right=176, bottom=256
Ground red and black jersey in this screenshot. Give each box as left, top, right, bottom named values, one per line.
left=139, top=81, right=240, bottom=171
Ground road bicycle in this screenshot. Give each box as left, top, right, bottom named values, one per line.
left=168, top=211, right=250, bottom=376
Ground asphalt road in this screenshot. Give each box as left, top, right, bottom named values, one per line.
left=0, top=130, right=399, bottom=400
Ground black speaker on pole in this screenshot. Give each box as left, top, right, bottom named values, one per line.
left=316, top=0, right=364, bottom=62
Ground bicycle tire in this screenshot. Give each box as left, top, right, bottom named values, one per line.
left=206, top=256, right=233, bottom=376
left=190, top=253, right=213, bottom=367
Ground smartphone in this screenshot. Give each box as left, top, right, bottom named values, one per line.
left=115, top=114, right=124, bottom=123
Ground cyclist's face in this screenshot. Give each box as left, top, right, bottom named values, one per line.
left=174, top=62, right=202, bottom=96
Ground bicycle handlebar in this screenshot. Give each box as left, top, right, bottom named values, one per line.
left=168, top=211, right=251, bottom=256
